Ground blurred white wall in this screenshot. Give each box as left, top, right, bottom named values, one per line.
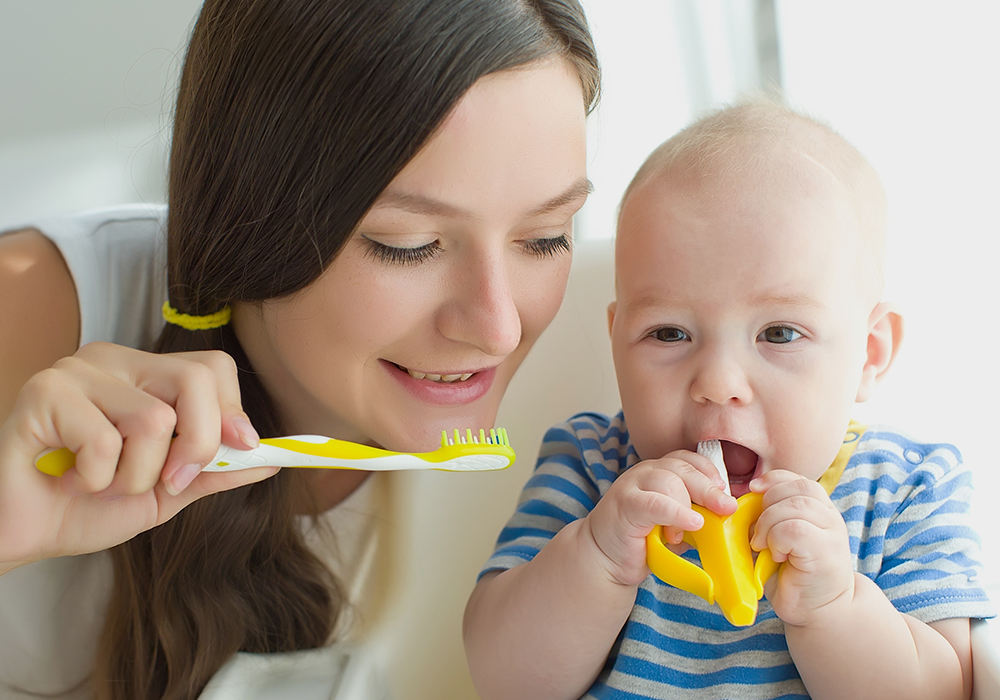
left=776, top=1, right=1000, bottom=586
left=0, top=1, right=202, bottom=227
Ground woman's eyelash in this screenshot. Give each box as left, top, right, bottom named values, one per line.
left=523, top=234, right=571, bottom=257
left=362, top=239, right=441, bottom=266
left=363, top=234, right=570, bottom=265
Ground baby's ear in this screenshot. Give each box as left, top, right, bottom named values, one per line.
left=606, top=300, right=617, bottom=338
left=856, top=302, right=904, bottom=402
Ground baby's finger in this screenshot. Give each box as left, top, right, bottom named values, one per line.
left=756, top=473, right=830, bottom=511
left=750, top=490, right=838, bottom=553
left=748, top=469, right=806, bottom=494
left=629, top=469, right=702, bottom=543
left=757, top=517, right=828, bottom=566
left=657, top=451, right=737, bottom=515
left=677, top=450, right=731, bottom=490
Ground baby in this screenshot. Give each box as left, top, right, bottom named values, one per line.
left=464, top=99, right=994, bottom=700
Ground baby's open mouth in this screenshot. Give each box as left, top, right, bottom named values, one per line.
left=719, top=440, right=761, bottom=494
left=393, top=363, right=474, bottom=384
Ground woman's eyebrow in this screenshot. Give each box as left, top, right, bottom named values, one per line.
left=372, top=177, right=593, bottom=218
left=526, top=177, right=594, bottom=217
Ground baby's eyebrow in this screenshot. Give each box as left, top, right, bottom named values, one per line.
left=751, top=291, right=825, bottom=309
left=622, top=292, right=824, bottom=315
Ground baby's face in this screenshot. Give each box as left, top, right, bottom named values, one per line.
left=610, top=157, right=876, bottom=496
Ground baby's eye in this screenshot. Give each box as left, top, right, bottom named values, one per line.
left=758, top=326, right=802, bottom=344
left=652, top=327, right=689, bottom=343
left=362, top=237, right=441, bottom=266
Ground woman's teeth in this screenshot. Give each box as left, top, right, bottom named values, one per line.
left=406, top=369, right=474, bottom=383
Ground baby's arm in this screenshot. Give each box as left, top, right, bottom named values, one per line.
left=464, top=449, right=736, bottom=700
left=751, top=471, right=971, bottom=700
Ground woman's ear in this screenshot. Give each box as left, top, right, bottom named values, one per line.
left=856, top=301, right=904, bottom=403
left=607, top=300, right=617, bottom=338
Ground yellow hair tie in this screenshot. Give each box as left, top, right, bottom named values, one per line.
left=162, top=301, right=232, bottom=330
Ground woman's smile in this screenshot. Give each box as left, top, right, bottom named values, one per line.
left=383, top=360, right=496, bottom=405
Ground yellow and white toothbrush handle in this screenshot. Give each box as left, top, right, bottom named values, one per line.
left=35, top=429, right=514, bottom=476
left=203, top=436, right=513, bottom=472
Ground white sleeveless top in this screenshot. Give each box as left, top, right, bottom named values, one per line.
left=0, top=206, right=389, bottom=699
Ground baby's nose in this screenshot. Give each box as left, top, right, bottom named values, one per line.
left=690, top=350, right=753, bottom=406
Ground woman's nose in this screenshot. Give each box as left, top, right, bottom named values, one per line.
left=438, top=253, right=522, bottom=357
left=690, top=347, right=753, bottom=406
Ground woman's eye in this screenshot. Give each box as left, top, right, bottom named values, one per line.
left=362, top=238, right=441, bottom=266
left=759, top=326, right=802, bottom=344
left=652, top=327, right=689, bottom=343
left=522, top=234, right=572, bottom=258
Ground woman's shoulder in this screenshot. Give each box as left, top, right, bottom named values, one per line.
left=19, top=204, right=169, bottom=351
left=0, top=228, right=80, bottom=418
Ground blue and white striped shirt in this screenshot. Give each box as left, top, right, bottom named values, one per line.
left=481, top=412, right=994, bottom=699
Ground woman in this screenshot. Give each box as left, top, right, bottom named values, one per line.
left=0, top=0, right=600, bottom=697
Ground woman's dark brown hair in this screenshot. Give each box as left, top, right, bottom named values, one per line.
left=93, top=0, right=600, bottom=697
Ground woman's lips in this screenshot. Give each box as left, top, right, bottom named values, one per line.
left=382, top=360, right=496, bottom=405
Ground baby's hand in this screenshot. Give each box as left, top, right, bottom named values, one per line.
left=585, top=450, right=737, bottom=587
left=750, top=470, right=854, bottom=627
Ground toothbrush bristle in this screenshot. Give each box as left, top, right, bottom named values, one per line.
left=440, top=427, right=510, bottom=448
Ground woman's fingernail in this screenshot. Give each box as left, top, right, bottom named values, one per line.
left=233, top=416, right=260, bottom=449
left=166, top=463, right=203, bottom=496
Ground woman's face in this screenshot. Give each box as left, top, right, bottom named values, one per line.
left=234, top=59, right=589, bottom=450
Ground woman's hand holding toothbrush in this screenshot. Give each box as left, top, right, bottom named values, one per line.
left=0, top=342, right=277, bottom=576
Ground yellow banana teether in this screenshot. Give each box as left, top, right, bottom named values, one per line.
left=645, top=440, right=779, bottom=627
left=645, top=425, right=866, bottom=627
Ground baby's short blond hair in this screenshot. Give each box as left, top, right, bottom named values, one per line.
left=619, top=96, right=888, bottom=302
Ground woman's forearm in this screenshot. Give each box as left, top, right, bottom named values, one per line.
left=463, top=518, right=637, bottom=700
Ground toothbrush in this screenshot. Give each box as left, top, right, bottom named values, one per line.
left=698, top=440, right=731, bottom=496
left=34, top=428, right=515, bottom=477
